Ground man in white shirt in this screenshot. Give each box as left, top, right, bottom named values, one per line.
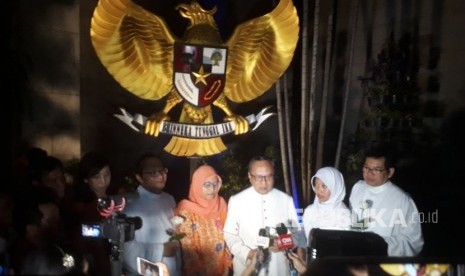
left=123, top=153, right=181, bottom=276
left=224, top=156, right=303, bottom=276
left=349, top=146, right=424, bottom=256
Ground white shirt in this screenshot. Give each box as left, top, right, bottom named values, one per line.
left=349, top=180, right=424, bottom=256
left=223, top=187, right=301, bottom=276
left=123, top=186, right=180, bottom=276
left=302, top=202, right=351, bottom=240
left=302, top=167, right=351, bottom=240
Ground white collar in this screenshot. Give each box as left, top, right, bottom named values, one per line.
left=366, top=181, right=391, bottom=194
left=138, top=185, right=162, bottom=199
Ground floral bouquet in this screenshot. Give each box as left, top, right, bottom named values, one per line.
left=351, top=199, right=373, bottom=231
left=166, top=215, right=187, bottom=241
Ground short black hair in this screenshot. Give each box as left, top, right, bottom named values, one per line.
left=30, top=156, right=63, bottom=183
left=74, top=151, right=110, bottom=202
left=248, top=155, right=275, bottom=172
left=77, top=151, right=109, bottom=180
left=135, top=152, right=165, bottom=175
left=364, top=145, right=397, bottom=170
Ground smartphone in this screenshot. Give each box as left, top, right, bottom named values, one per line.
left=81, top=224, right=101, bottom=237
left=136, top=257, right=164, bottom=276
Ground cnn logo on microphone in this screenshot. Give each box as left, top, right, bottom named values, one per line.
left=276, top=234, right=294, bottom=250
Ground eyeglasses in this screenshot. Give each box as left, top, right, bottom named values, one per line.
left=142, top=168, right=168, bottom=176
left=362, top=166, right=386, bottom=175
left=203, top=181, right=220, bottom=189
left=250, top=174, right=274, bottom=182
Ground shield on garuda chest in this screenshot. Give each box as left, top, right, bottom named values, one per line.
left=173, top=42, right=228, bottom=107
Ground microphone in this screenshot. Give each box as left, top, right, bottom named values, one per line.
left=276, top=223, right=298, bottom=276
left=255, top=228, right=270, bottom=274
left=276, top=223, right=294, bottom=251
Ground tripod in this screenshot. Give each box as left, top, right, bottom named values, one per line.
left=108, top=217, right=127, bottom=276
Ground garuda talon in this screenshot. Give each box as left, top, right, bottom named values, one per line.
left=90, top=0, right=299, bottom=157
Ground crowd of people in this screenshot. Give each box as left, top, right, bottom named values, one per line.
left=0, top=145, right=424, bottom=275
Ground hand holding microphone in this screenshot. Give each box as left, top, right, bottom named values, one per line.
left=254, top=228, right=270, bottom=274
left=287, top=252, right=308, bottom=275
left=276, top=223, right=298, bottom=276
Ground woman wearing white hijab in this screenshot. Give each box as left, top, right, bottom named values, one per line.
left=302, top=167, right=351, bottom=240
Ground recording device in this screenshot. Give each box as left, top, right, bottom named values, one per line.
left=81, top=196, right=142, bottom=242
left=276, top=223, right=298, bottom=276
left=276, top=223, right=294, bottom=251
left=307, top=228, right=388, bottom=264
left=137, top=257, right=164, bottom=276
left=81, top=196, right=143, bottom=276
left=255, top=229, right=271, bottom=248
left=255, top=228, right=270, bottom=274
left=97, top=195, right=126, bottom=218
left=82, top=224, right=101, bottom=237
left=81, top=213, right=142, bottom=242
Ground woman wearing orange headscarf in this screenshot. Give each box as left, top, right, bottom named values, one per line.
left=175, top=165, right=232, bottom=275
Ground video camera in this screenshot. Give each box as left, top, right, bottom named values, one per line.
left=82, top=213, right=142, bottom=242
left=81, top=196, right=142, bottom=243
left=81, top=196, right=143, bottom=276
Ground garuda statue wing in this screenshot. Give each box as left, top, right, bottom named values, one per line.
left=90, top=0, right=178, bottom=100
left=224, top=0, right=299, bottom=103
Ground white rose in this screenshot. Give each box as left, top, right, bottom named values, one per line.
left=170, top=216, right=185, bottom=226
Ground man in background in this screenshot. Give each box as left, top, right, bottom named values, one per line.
left=123, top=153, right=180, bottom=276
left=349, top=146, right=424, bottom=256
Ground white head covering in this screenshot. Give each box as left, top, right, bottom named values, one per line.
left=303, top=167, right=351, bottom=238
left=311, top=166, right=346, bottom=206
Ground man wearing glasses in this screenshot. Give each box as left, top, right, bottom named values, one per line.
left=349, top=146, right=424, bottom=256
left=224, top=156, right=303, bottom=276
left=122, top=153, right=181, bottom=276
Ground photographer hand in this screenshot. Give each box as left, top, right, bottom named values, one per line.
left=246, top=249, right=257, bottom=262
left=154, top=262, right=170, bottom=276
left=242, top=249, right=258, bottom=276
left=287, top=252, right=307, bottom=274
left=268, top=237, right=280, bottom=252
left=163, top=240, right=180, bottom=257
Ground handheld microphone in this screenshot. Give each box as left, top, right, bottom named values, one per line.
left=276, top=223, right=294, bottom=251
left=255, top=228, right=269, bottom=274
left=276, top=223, right=298, bottom=275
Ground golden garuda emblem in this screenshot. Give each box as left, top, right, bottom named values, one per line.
left=90, top=0, right=299, bottom=157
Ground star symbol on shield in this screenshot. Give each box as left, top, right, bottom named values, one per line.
left=192, top=66, right=211, bottom=85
